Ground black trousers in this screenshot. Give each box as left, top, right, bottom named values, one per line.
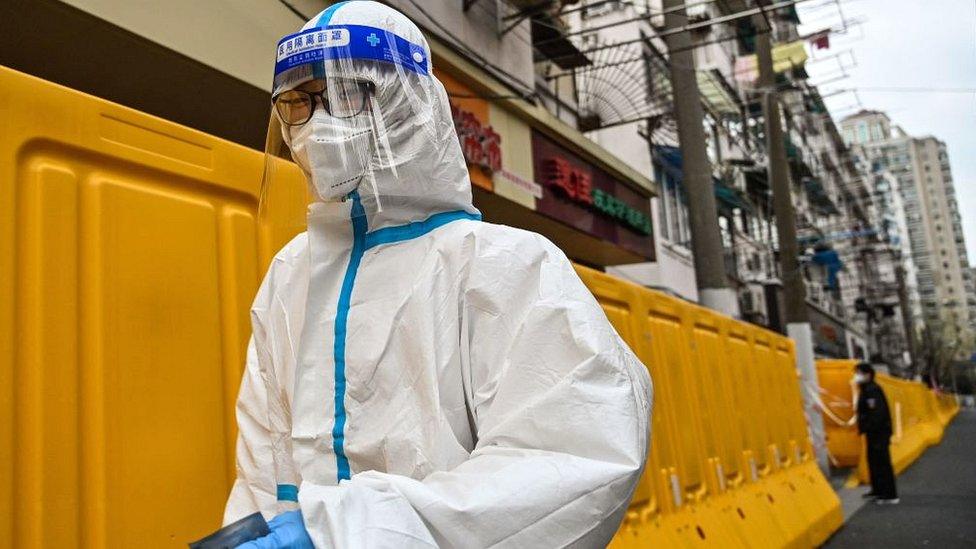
left=866, top=433, right=898, bottom=499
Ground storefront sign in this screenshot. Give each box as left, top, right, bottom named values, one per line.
left=532, top=130, right=654, bottom=259
left=452, top=104, right=501, bottom=174
left=437, top=68, right=494, bottom=192
left=543, top=156, right=592, bottom=204
left=541, top=156, right=652, bottom=235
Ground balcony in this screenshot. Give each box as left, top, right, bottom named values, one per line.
left=503, top=0, right=591, bottom=70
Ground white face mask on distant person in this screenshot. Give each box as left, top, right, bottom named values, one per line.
left=853, top=372, right=870, bottom=384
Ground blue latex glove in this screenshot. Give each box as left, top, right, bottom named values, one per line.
left=236, top=510, right=314, bottom=549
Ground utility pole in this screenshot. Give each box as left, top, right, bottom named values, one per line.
left=753, top=14, right=828, bottom=472
left=663, top=0, right=739, bottom=316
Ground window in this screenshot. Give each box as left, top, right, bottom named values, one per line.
left=655, top=162, right=691, bottom=248
left=858, top=123, right=868, bottom=143
left=871, top=124, right=883, bottom=141
left=719, top=216, right=732, bottom=248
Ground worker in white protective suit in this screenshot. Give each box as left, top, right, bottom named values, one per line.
left=225, top=2, right=652, bottom=547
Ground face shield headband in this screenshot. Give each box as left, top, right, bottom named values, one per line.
left=273, top=25, right=431, bottom=96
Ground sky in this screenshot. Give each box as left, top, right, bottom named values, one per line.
left=797, top=0, right=976, bottom=261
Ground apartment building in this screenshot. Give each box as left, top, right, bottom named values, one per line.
left=550, top=1, right=890, bottom=363
left=842, top=111, right=974, bottom=353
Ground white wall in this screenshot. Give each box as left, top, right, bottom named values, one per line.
left=608, top=198, right=700, bottom=302
left=58, top=0, right=535, bottom=94
left=60, top=0, right=308, bottom=92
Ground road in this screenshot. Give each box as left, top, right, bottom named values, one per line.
left=825, top=409, right=976, bottom=548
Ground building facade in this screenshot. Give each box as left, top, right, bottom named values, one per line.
left=842, top=111, right=974, bottom=361
left=549, top=1, right=891, bottom=365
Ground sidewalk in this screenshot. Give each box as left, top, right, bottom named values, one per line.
left=824, top=409, right=976, bottom=547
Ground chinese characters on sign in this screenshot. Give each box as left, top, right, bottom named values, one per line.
left=592, top=189, right=653, bottom=235
left=451, top=104, right=502, bottom=174
left=277, top=28, right=350, bottom=61
left=543, top=157, right=592, bottom=204
left=542, top=154, right=652, bottom=235
left=532, top=129, right=654, bottom=259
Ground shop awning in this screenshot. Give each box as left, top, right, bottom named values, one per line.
left=654, top=145, right=685, bottom=183
left=715, top=181, right=754, bottom=212
left=653, top=146, right=754, bottom=212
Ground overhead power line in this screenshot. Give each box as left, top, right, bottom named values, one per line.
left=837, top=86, right=976, bottom=94
left=544, top=0, right=823, bottom=66
left=277, top=0, right=308, bottom=21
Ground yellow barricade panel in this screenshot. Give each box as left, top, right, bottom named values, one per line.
left=748, top=332, right=779, bottom=474
left=816, top=359, right=860, bottom=467
left=689, top=310, right=738, bottom=482
left=644, top=295, right=709, bottom=503
left=0, top=66, right=304, bottom=548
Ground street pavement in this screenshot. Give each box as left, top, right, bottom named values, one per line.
left=824, top=409, right=976, bottom=548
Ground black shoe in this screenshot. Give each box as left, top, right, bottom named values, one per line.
left=861, top=491, right=877, bottom=499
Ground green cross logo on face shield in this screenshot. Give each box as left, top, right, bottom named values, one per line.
left=366, top=33, right=380, bottom=47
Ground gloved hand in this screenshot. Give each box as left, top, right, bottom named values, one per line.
left=236, top=510, right=314, bottom=549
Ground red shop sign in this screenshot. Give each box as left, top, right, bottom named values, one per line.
left=543, top=157, right=593, bottom=205
left=451, top=104, right=502, bottom=174
left=531, top=129, right=654, bottom=259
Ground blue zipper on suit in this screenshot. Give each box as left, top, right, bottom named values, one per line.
left=330, top=195, right=480, bottom=482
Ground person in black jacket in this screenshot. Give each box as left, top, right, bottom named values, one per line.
left=855, top=362, right=899, bottom=504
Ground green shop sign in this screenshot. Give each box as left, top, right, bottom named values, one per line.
left=592, top=188, right=652, bottom=235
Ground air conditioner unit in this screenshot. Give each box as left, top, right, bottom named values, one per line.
left=740, top=283, right=768, bottom=323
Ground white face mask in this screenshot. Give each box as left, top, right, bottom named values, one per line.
left=853, top=372, right=870, bottom=384
left=289, top=109, right=374, bottom=201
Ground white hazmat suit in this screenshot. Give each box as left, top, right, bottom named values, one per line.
left=225, top=2, right=652, bottom=547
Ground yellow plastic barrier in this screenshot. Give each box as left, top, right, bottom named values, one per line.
left=0, top=65, right=298, bottom=547
left=934, top=392, right=960, bottom=427
left=814, top=359, right=959, bottom=486
left=1, top=65, right=842, bottom=548
left=815, top=360, right=861, bottom=467
left=580, top=268, right=842, bottom=549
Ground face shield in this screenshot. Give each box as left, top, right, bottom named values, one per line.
left=260, top=15, right=449, bottom=235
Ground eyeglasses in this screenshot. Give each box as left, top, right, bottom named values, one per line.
left=273, top=79, right=375, bottom=126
